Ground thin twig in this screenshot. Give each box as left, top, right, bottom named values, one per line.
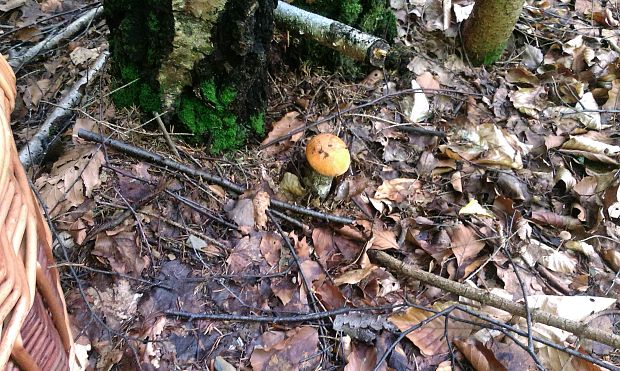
left=258, top=87, right=478, bottom=150
left=77, top=129, right=355, bottom=224
left=153, top=111, right=180, bottom=158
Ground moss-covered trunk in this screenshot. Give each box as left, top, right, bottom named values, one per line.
left=103, top=0, right=275, bottom=154
left=462, top=0, right=524, bottom=66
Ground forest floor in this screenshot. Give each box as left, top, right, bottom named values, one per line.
left=2, top=0, right=620, bottom=370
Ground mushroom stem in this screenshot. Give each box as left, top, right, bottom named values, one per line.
left=305, top=169, right=334, bottom=200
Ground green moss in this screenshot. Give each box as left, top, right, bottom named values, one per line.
left=481, top=41, right=507, bottom=65
left=358, top=0, right=397, bottom=40
left=104, top=0, right=172, bottom=112
left=249, top=112, right=265, bottom=136
left=339, top=0, right=362, bottom=24
left=178, top=79, right=253, bottom=154
left=111, top=64, right=162, bottom=112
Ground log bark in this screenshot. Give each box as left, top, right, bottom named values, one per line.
left=274, top=1, right=389, bottom=67
left=103, top=0, right=276, bottom=153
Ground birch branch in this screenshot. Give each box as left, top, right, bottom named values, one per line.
left=9, top=6, right=104, bottom=71
left=274, top=1, right=390, bottom=67
left=19, top=51, right=109, bottom=169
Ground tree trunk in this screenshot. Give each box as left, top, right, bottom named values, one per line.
left=103, top=0, right=276, bottom=154
left=462, top=0, right=524, bottom=66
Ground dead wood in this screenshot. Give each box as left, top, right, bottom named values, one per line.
left=368, top=249, right=620, bottom=350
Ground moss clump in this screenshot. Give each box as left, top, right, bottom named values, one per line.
left=482, top=42, right=507, bottom=65
left=104, top=1, right=173, bottom=111
left=111, top=65, right=162, bottom=112
left=249, top=113, right=265, bottom=136
left=357, top=0, right=397, bottom=40
left=178, top=79, right=264, bottom=154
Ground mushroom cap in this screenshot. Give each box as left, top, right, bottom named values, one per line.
left=305, top=133, right=351, bottom=177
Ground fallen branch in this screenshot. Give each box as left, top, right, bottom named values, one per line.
left=166, top=305, right=401, bottom=322
left=368, top=249, right=620, bottom=349
left=19, top=51, right=109, bottom=168
left=77, top=129, right=355, bottom=225
left=275, top=1, right=389, bottom=67
left=9, top=6, right=104, bottom=71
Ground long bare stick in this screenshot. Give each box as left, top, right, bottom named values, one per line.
left=77, top=129, right=355, bottom=225
left=368, top=249, right=620, bottom=350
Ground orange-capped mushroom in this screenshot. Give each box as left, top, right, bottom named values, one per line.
left=304, top=133, right=350, bottom=199
left=305, top=133, right=350, bottom=177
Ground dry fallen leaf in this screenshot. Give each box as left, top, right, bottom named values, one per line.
left=70, top=47, right=100, bottom=66
left=374, top=178, right=422, bottom=203
left=93, top=225, right=149, bottom=275
left=334, top=265, right=375, bottom=285
left=459, top=199, right=495, bottom=218
left=260, top=112, right=304, bottom=157
left=253, top=191, right=270, bottom=229
left=370, top=222, right=400, bottom=250
left=389, top=304, right=474, bottom=356
left=250, top=327, right=319, bottom=371
left=454, top=339, right=508, bottom=371
left=449, top=224, right=486, bottom=267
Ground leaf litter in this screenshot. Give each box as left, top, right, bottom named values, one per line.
left=2, top=0, right=620, bottom=369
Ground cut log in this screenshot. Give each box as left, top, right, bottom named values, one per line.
left=274, top=1, right=389, bottom=67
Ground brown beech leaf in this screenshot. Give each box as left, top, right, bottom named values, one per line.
left=227, top=198, right=254, bottom=234
left=260, top=112, right=304, bottom=157
left=93, top=226, right=148, bottom=275
left=530, top=210, right=582, bottom=230
left=334, top=265, right=375, bottom=286
left=454, top=339, right=507, bottom=371
left=370, top=223, right=399, bottom=250
left=374, top=178, right=422, bottom=203
left=314, top=280, right=346, bottom=310
left=252, top=191, right=270, bottom=229
left=538, top=345, right=602, bottom=371
left=389, top=304, right=474, bottom=356
left=344, top=342, right=381, bottom=371
left=259, top=232, right=282, bottom=267
left=250, top=327, right=319, bottom=371
left=448, top=224, right=486, bottom=267
left=601, top=248, right=620, bottom=271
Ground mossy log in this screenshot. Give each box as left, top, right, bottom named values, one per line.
left=275, top=2, right=389, bottom=67
left=283, top=0, right=396, bottom=75
left=103, top=0, right=276, bottom=154
left=462, top=0, right=524, bottom=66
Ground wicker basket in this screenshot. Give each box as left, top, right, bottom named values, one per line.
left=0, top=55, right=74, bottom=370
